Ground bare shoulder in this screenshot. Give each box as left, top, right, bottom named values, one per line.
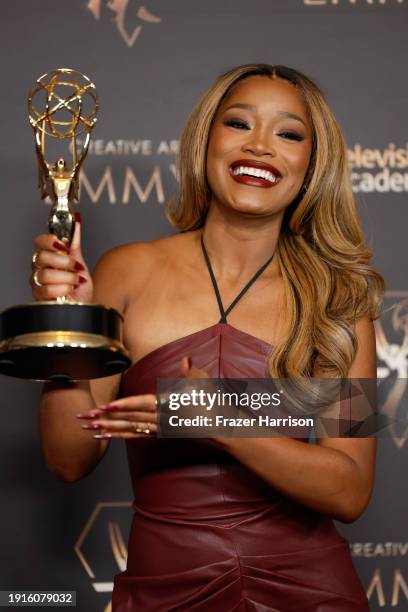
left=93, top=241, right=157, bottom=280
left=91, top=232, right=196, bottom=313
left=92, top=232, right=192, bottom=277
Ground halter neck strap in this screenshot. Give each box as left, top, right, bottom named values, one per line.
left=200, top=234, right=275, bottom=324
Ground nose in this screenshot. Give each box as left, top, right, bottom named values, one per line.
left=242, top=127, right=276, bottom=157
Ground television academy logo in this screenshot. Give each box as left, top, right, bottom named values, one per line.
left=87, top=1, right=161, bottom=47
left=376, top=292, right=408, bottom=448
left=349, top=144, right=408, bottom=193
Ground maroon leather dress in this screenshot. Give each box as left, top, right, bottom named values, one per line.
left=112, top=238, right=369, bottom=612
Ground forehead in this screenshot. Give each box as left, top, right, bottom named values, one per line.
left=219, top=75, right=308, bottom=119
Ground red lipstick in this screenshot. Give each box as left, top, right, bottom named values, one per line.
left=229, top=159, right=282, bottom=188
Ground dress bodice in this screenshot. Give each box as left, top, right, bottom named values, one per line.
left=120, top=322, right=271, bottom=395
left=118, top=323, right=275, bottom=491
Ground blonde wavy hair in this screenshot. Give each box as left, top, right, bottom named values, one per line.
left=167, top=64, right=384, bottom=378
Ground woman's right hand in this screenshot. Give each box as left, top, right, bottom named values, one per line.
left=30, top=218, right=93, bottom=303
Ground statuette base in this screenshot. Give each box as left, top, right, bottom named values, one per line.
left=0, top=302, right=131, bottom=381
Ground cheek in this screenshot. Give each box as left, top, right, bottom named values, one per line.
left=208, top=125, right=234, bottom=160
left=207, top=137, right=220, bottom=163
left=287, top=145, right=312, bottom=179
left=207, top=132, right=229, bottom=183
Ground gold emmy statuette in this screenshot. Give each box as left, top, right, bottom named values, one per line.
left=0, top=68, right=131, bottom=381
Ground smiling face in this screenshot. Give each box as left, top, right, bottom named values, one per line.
left=206, top=75, right=313, bottom=219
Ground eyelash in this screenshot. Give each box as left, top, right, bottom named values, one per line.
left=279, top=131, right=304, bottom=142
left=224, top=119, right=249, bottom=130
left=223, top=119, right=304, bottom=142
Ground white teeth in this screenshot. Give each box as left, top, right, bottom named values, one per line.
left=231, top=165, right=278, bottom=183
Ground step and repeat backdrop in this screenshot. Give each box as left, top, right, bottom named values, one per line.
left=1, top=1, right=407, bottom=610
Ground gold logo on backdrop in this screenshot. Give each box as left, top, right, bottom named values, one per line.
left=376, top=292, right=408, bottom=448
left=87, top=1, right=161, bottom=47
left=366, top=568, right=408, bottom=606
left=75, top=501, right=132, bottom=611
left=351, top=544, right=408, bottom=605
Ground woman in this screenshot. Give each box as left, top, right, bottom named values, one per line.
left=32, top=64, right=384, bottom=611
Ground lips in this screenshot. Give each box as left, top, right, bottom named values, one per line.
left=229, top=159, right=282, bottom=188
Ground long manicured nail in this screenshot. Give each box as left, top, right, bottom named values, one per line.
left=53, top=241, right=68, bottom=252
left=99, top=404, right=117, bottom=411
left=78, top=275, right=87, bottom=284
left=74, top=261, right=85, bottom=271
left=94, top=433, right=112, bottom=439
left=187, top=356, right=193, bottom=368
left=75, top=211, right=82, bottom=223
left=77, top=411, right=100, bottom=419
left=81, top=423, right=101, bottom=430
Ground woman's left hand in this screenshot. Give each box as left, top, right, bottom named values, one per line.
left=76, top=356, right=210, bottom=439
left=76, top=392, right=158, bottom=439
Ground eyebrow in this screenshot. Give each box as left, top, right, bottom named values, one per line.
left=223, top=104, right=307, bottom=127
left=277, top=111, right=306, bottom=126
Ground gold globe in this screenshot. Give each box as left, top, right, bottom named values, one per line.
left=28, top=68, right=98, bottom=139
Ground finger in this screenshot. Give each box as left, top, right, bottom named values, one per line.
left=180, top=356, right=209, bottom=379
left=31, top=283, right=78, bottom=300
left=83, top=419, right=157, bottom=433
left=91, top=410, right=158, bottom=423
left=93, top=431, right=157, bottom=440
left=32, top=251, right=86, bottom=273
left=31, top=268, right=83, bottom=286
left=179, top=356, right=192, bottom=377
left=34, top=234, right=69, bottom=254
left=70, top=219, right=84, bottom=260
left=98, top=394, right=157, bottom=412
left=76, top=410, right=105, bottom=419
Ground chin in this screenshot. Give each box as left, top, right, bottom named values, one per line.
left=227, top=199, right=278, bottom=218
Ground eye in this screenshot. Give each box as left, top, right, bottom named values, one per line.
left=278, top=131, right=304, bottom=142
left=224, top=118, right=250, bottom=130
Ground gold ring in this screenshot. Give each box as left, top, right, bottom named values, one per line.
left=133, top=422, right=152, bottom=435
left=32, top=251, right=40, bottom=268
left=33, top=269, right=43, bottom=287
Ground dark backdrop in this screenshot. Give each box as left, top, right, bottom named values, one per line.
left=0, top=2, right=407, bottom=610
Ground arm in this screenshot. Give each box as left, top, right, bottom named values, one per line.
left=39, top=375, right=122, bottom=483
left=215, top=317, right=377, bottom=522
left=37, top=227, right=130, bottom=482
